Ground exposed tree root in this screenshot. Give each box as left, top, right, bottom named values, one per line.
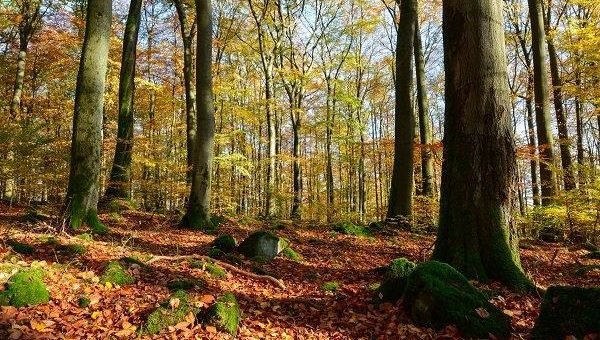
left=146, top=255, right=287, bottom=289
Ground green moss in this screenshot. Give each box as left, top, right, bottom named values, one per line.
left=211, top=234, right=237, bottom=253
left=41, top=236, right=59, bottom=246
left=322, top=281, right=341, bottom=292
left=75, top=233, right=93, bottom=242
left=78, top=296, right=91, bottom=308
left=375, top=258, right=416, bottom=303
left=532, top=286, right=600, bottom=340
left=56, top=243, right=87, bottom=255
left=100, top=261, right=134, bottom=286
left=0, top=269, right=50, bottom=307
left=584, top=250, right=600, bottom=260
left=189, top=260, right=226, bottom=279
left=207, top=248, right=225, bottom=259
left=574, top=264, right=600, bottom=276
left=7, top=240, right=35, bottom=255
left=282, top=247, right=302, bottom=262
left=120, top=256, right=147, bottom=267
left=403, top=261, right=510, bottom=339
left=144, top=290, right=198, bottom=335
left=203, top=292, right=241, bottom=336
left=331, top=222, right=372, bottom=237
left=167, top=278, right=204, bottom=291
left=70, top=207, right=108, bottom=235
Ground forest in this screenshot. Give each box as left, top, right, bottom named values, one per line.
left=0, top=0, right=599, bottom=338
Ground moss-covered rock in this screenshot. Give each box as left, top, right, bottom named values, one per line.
left=144, top=290, right=198, bottom=335
left=202, top=292, right=241, bottom=336
left=331, top=222, right=372, bottom=237
left=282, top=247, right=302, bottom=262
left=375, top=258, right=416, bottom=303
left=56, top=243, right=87, bottom=255
left=403, top=261, right=510, bottom=339
left=6, top=240, right=35, bottom=255
left=211, top=234, right=237, bottom=253
left=532, top=286, right=600, bottom=340
left=100, top=261, right=134, bottom=286
left=237, top=230, right=288, bottom=262
left=0, top=269, right=50, bottom=307
left=189, top=260, right=227, bottom=279
left=583, top=250, right=600, bottom=260
left=167, top=278, right=205, bottom=291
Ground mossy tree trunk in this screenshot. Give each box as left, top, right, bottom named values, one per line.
left=66, top=0, right=112, bottom=230
left=105, top=0, right=143, bottom=200
left=414, top=16, right=435, bottom=198
left=387, top=0, right=416, bottom=221
left=173, top=0, right=197, bottom=184
left=433, top=0, right=532, bottom=292
left=528, top=0, right=557, bottom=204
left=181, top=0, right=215, bottom=229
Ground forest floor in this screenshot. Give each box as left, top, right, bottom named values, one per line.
left=0, top=202, right=599, bottom=340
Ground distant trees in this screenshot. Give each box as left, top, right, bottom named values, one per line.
left=180, top=0, right=216, bottom=229
left=433, top=0, right=531, bottom=291
left=105, top=0, right=143, bottom=200
left=66, top=0, right=112, bottom=231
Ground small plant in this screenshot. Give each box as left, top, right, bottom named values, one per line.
left=78, top=296, right=91, bottom=308
left=322, top=281, right=341, bottom=293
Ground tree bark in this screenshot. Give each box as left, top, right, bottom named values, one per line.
left=66, top=0, right=112, bottom=231
left=433, top=0, right=532, bottom=292
left=414, top=17, right=435, bottom=198
left=387, top=0, right=416, bottom=221
left=105, top=0, right=143, bottom=200
left=180, top=0, right=215, bottom=229
left=528, top=0, right=557, bottom=204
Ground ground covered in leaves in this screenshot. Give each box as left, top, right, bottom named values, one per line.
left=0, top=202, right=598, bottom=339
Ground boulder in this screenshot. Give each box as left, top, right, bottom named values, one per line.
left=211, top=234, right=237, bottom=253
left=237, top=231, right=287, bottom=262
left=144, top=290, right=197, bottom=335
left=0, top=269, right=50, bottom=307
left=532, top=286, right=600, bottom=340
left=403, top=261, right=510, bottom=339
left=202, top=292, right=242, bottom=336
left=375, top=258, right=416, bottom=303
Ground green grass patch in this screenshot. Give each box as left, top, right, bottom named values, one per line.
left=322, top=281, right=341, bottom=292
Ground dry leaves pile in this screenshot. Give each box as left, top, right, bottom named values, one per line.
left=0, top=204, right=598, bottom=339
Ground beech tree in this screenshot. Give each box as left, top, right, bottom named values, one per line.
left=105, top=0, right=143, bottom=200
left=180, top=0, right=215, bottom=229
left=66, top=0, right=112, bottom=231
left=433, top=0, right=532, bottom=291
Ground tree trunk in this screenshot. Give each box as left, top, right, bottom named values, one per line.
left=105, top=0, right=143, bottom=200
left=291, top=102, right=302, bottom=220
left=173, top=0, right=197, bottom=184
left=325, top=80, right=335, bottom=222
left=10, top=47, right=27, bottom=118
left=544, top=15, right=574, bottom=190
left=414, top=17, right=435, bottom=198
left=181, top=0, right=215, bottom=229
left=528, top=0, right=557, bottom=204
left=66, top=0, right=112, bottom=231
left=387, top=0, right=416, bottom=221
left=433, top=0, right=532, bottom=292
left=265, top=69, right=277, bottom=217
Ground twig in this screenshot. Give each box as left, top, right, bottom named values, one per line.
left=146, top=255, right=287, bottom=289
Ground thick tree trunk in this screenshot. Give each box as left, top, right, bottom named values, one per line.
left=173, top=0, right=197, bottom=184
left=181, top=0, right=215, bottom=229
left=528, top=0, right=557, bottom=204
left=387, top=0, right=416, bottom=221
left=433, top=0, right=532, bottom=292
left=414, top=17, right=435, bottom=198
left=105, top=0, right=143, bottom=200
left=66, top=0, right=112, bottom=231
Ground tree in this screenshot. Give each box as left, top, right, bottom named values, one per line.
left=66, top=0, right=112, bottom=232
left=528, top=0, right=557, bottom=204
left=387, top=0, right=416, bottom=221
left=105, top=0, right=143, bottom=200
left=433, top=0, right=532, bottom=291
left=414, top=15, right=434, bottom=198
left=180, top=0, right=215, bottom=228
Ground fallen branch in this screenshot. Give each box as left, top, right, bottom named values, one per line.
left=146, top=254, right=286, bottom=289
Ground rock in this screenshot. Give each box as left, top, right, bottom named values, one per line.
left=403, top=261, right=510, bottom=339
left=202, top=292, right=241, bottom=336
left=0, top=269, right=50, bottom=307
left=375, top=258, right=416, bottom=303
left=100, top=261, right=134, bottom=286
left=144, top=290, right=197, bottom=335
left=237, top=231, right=287, bottom=262
left=532, top=286, right=600, bottom=340
left=331, top=222, right=372, bottom=237
left=7, top=240, right=35, bottom=255
left=211, top=234, right=237, bottom=253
